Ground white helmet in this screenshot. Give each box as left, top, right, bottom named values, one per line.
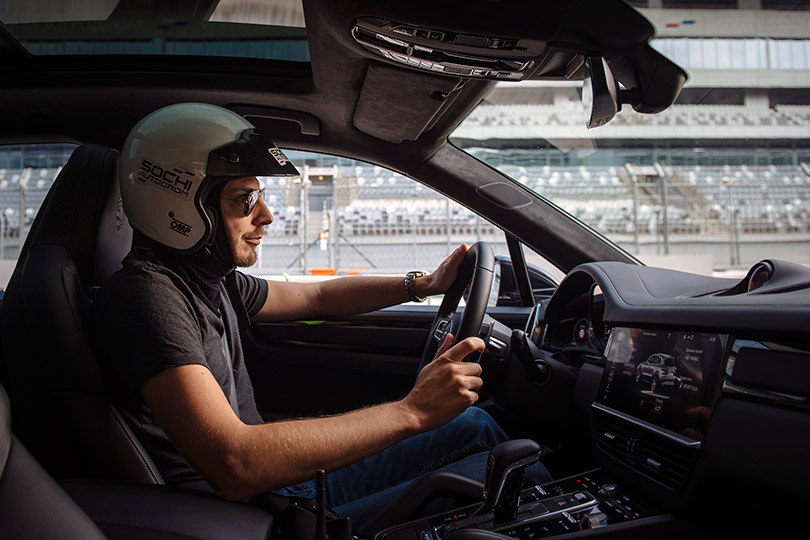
left=119, top=103, right=300, bottom=253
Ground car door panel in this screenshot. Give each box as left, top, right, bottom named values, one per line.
left=242, top=304, right=534, bottom=420
left=242, top=306, right=434, bottom=419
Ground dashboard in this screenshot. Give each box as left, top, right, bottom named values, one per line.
left=526, top=258, right=810, bottom=524
left=540, top=259, right=810, bottom=342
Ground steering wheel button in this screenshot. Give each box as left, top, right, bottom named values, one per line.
left=433, top=318, right=451, bottom=342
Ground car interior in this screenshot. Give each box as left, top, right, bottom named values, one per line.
left=0, top=1, right=808, bottom=539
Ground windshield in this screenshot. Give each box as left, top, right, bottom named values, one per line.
left=452, top=3, right=810, bottom=277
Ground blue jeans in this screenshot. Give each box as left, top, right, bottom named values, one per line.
left=275, top=407, right=552, bottom=527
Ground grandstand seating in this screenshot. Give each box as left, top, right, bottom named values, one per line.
left=459, top=104, right=810, bottom=130
left=1, top=162, right=808, bottom=251
left=337, top=201, right=499, bottom=237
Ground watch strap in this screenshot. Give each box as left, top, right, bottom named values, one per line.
left=404, top=271, right=427, bottom=302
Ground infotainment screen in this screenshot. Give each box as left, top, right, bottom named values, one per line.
left=598, top=328, right=727, bottom=441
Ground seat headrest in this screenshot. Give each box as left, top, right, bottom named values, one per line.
left=24, top=144, right=131, bottom=289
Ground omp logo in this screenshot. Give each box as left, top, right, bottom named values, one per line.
left=138, top=159, right=195, bottom=199
left=169, top=216, right=192, bottom=237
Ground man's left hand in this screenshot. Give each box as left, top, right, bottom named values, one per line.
left=416, top=244, right=468, bottom=298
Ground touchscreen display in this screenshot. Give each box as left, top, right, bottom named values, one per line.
left=598, top=328, right=727, bottom=441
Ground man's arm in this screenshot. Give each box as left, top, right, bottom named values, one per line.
left=252, top=244, right=468, bottom=322
left=140, top=333, right=484, bottom=501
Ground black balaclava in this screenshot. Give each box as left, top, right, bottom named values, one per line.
left=132, top=183, right=235, bottom=314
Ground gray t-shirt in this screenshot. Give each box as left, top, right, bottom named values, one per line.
left=93, top=251, right=267, bottom=492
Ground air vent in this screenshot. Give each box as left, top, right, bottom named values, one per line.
left=593, top=406, right=700, bottom=494
left=594, top=413, right=633, bottom=463
left=636, top=437, right=694, bottom=490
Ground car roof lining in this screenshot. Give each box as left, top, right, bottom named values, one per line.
left=352, top=61, right=465, bottom=144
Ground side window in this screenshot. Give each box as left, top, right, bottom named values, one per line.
left=2, top=146, right=562, bottom=305
left=251, top=150, right=558, bottom=304
left=0, top=144, right=78, bottom=290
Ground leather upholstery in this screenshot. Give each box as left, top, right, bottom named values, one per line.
left=65, top=482, right=274, bottom=540
left=0, top=385, right=108, bottom=540
left=1, top=381, right=274, bottom=540
left=0, top=144, right=162, bottom=483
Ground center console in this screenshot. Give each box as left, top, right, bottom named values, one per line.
left=373, top=469, right=662, bottom=540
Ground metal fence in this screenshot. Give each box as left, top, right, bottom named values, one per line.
left=1, top=163, right=809, bottom=276
left=256, top=174, right=507, bottom=275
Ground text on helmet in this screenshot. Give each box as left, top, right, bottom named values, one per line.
left=139, top=159, right=195, bottom=199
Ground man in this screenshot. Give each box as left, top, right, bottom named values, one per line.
left=94, top=103, right=548, bottom=525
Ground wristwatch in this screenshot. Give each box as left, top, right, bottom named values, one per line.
left=404, top=271, right=427, bottom=302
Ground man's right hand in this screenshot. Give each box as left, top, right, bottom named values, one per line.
left=400, top=334, right=485, bottom=432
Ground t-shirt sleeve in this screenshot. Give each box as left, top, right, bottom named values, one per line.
left=93, top=268, right=211, bottom=400
left=234, top=271, right=269, bottom=317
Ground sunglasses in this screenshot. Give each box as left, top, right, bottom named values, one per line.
left=221, top=187, right=266, bottom=216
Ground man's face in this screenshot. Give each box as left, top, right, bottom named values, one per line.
left=219, top=176, right=273, bottom=267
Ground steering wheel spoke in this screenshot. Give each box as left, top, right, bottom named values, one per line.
left=432, top=316, right=453, bottom=344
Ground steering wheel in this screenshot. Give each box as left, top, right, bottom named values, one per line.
left=418, top=242, right=496, bottom=372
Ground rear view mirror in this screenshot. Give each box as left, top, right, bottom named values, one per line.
left=583, top=56, right=619, bottom=128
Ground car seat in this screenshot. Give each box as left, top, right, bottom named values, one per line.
left=0, top=143, right=162, bottom=483
left=0, top=382, right=108, bottom=539
left=0, top=381, right=276, bottom=540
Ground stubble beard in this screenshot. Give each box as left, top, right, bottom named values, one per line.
left=231, top=236, right=259, bottom=268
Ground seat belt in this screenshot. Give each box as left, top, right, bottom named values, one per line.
left=218, top=326, right=240, bottom=416
left=218, top=287, right=240, bottom=416
left=223, top=272, right=251, bottom=335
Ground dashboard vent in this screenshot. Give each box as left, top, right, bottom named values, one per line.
left=636, top=437, right=694, bottom=490
left=594, top=413, right=633, bottom=463
left=593, top=408, right=699, bottom=493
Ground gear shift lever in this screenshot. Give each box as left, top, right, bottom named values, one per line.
left=483, top=439, right=542, bottom=524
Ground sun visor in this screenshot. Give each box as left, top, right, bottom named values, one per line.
left=353, top=61, right=463, bottom=144
left=207, top=129, right=300, bottom=177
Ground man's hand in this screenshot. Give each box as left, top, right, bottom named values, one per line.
left=400, top=333, right=485, bottom=432
left=416, top=244, right=468, bottom=298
